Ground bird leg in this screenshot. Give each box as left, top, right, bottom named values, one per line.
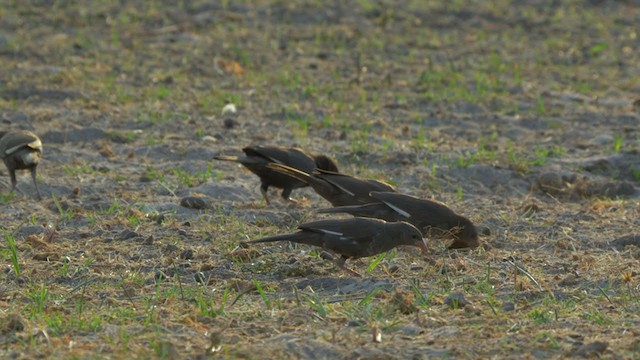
left=31, top=168, right=42, bottom=200
left=280, top=188, right=302, bottom=206
left=260, top=183, right=271, bottom=205
left=334, top=256, right=362, bottom=277
left=8, top=170, right=21, bottom=194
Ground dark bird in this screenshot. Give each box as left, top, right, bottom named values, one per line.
left=318, top=192, right=479, bottom=249
left=0, top=130, right=42, bottom=199
left=214, top=145, right=338, bottom=204
left=246, top=217, right=426, bottom=275
left=267, top=163, right=395, bottom=206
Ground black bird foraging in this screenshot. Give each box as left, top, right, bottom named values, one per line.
left=318, top=192, right=479, bottom=249
left=246, top=217, right=427, bottom=275
left=0, top=130, right=42, bottom=199
left=267, top=163, right=396, bottom=206
left=214, top=145, right=338, bottom=204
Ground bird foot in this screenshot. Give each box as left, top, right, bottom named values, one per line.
left=319, top=251, right=335, bottom=261
left=321, top=252, right=360, bottom=276
left=284, top=197, right=302, bottom=206
left=340, top=266, right=362, bottom=277
left=334, top=260, right=362, bottom=277
left=260, top=190, right=271, bottom=206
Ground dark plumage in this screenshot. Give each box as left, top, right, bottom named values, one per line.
left=214, top=145, right=338, bottom=204
left=318, top=192, right=479, bottom=249
left=267, top=163, right=396, bottom=206
left=0, top=130, right=42, bottom=199
left=247, top=217, right=426, bottom=275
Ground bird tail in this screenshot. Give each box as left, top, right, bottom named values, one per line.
left=317, top=203, right=382, bottom=217
left=266, top=163, right=312, bottom=184
left=317, top=205, right=364, bottom=215
left=213, top=155, right=240, bottom=162
left=246, top=232, right=300, bottom=244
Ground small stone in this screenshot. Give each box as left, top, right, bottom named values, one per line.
left=229, top=248, right=260, bottom=262
left=610, top=234, right=640, bottom=250
left=387, top=264, right=400, bottom=273
left=163, top=244, right=179, bottom=254
left=502, top=301, right=515, bottom=312
left=194, top=272, right=206, bottom=284
left=33, top=253, right=59, bottom=261
left=558, top=274, right=579, bottom=287
left=572, top=341, right=608, bottom=357
left=201, top=135, right=217, bottom=143
left=391, top=290, right=418, bottom=314
left=589, top=134, right=613, bottom=146
left=117, top=229, right=139, bottom=241
left=537, top=172, right=566, bottom=194
left=347, top=320, right=365, bottom=327
left=143, top=236, right=154, bottom=245
left=180, top=249, right=194, bottom=260
left=596, top=181, right=635, bottom=197
left=444, top=292, right=469, bottom=309
left=180, top=196, right=208, bottom=210
left=146, top=212, right=165, bottom=224
left=223, top=117, right=237, bottom=129
left=477, top=226, right=492, bottom=236
left=2, top=314, right=25, bottom=334
left=155, top=271, right=168, bottom=282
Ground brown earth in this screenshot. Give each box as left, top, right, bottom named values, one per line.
left=1, top=1, right=639, bottom=359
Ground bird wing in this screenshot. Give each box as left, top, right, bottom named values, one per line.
left=371, top=192, right=455, bottom=218
left=243, top=146, right=316, bottom=172
left=369, top=192, right=420, bottom=219
left=266, top=163, right=313, bottom=183
left=308, top=218, right=390, bottom=258
left=313, top=170, right=396, bottom=201
left=370, top=191, right=466, bottom=235
left=316, top=202, right=403, bottom=222
left=297, top=219, right=353, bottom=237
left=297, top=218, right=406, bottom=258
left=0, top=131, right=42, bottom=156
left=298, top=218, right=386, bottom=242
left=243, top=145, right=288, bottom=164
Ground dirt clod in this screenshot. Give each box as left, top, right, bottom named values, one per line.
left=180, top=196, right=209, bottom=210
left=571, top=341, right=608, bottom=358
left=444, top=293, right=469, bottom=309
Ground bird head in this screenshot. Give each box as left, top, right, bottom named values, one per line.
left=397, top=222, right=428, bottom=253
left=313, top=154, right=339, bottom=173
left=449, top=216, right=479, bottom=249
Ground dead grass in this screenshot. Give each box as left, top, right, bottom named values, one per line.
left=1, top=0, right=639, bottom=358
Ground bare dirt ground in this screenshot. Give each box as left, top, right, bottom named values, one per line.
left=1, top=1, right=639, bottom=358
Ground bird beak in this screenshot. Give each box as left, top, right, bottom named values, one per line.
left=418, top=240, right=428, bottom=254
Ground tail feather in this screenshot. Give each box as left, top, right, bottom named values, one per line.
left=213, top=155, right=241, bottom=162
left=317, top=205, right=364, bottom=214
left=246, top=233, right=301, bottom=243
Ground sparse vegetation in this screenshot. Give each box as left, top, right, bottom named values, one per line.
left=0, top=0, right=638, bottom=358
